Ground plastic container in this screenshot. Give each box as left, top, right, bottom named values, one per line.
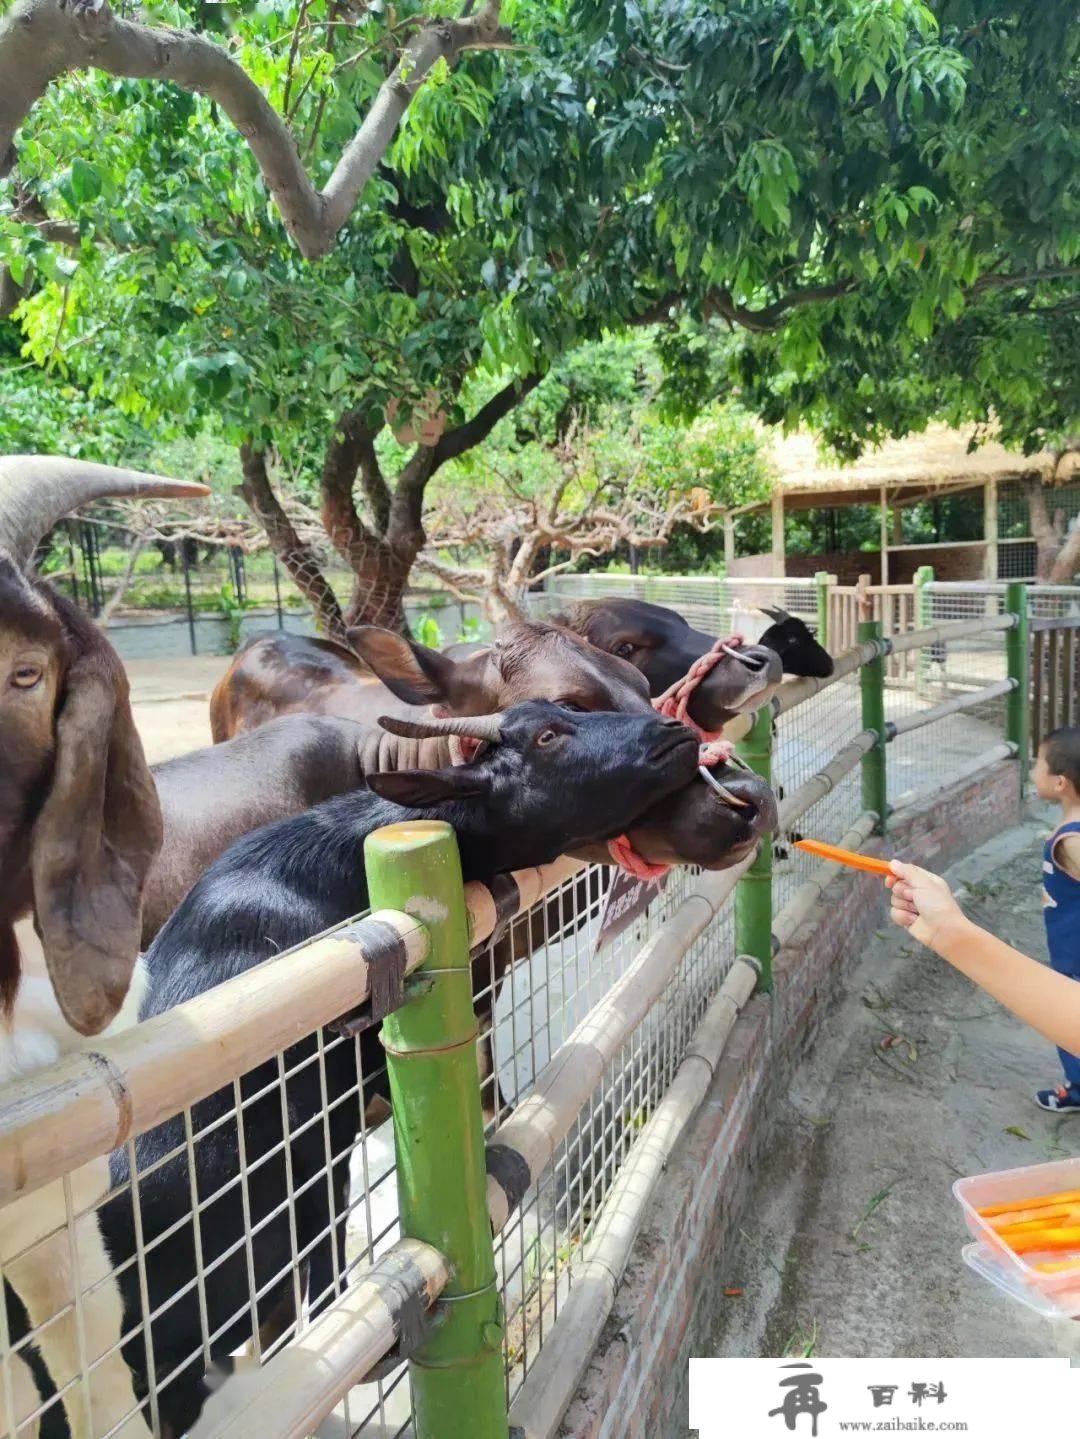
left=954, top=1157, right=1080, bottom=1316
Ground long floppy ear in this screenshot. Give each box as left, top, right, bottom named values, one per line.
left=30, top=626, right=162, bottom=1037
left=367, top=766, right=486, bottom=808
left=347, top=626, right=463, bottom=706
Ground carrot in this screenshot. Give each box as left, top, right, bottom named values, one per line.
left=977, top=1188, right=1080, bottom=1219
left=1033, top=1258, right=1080, bottom=1274
left=1002, top=1226, right=1080, bottom=1255
left=991, top=1205, right=1080, bottom=1232
left=793, top=839, right=894, bottom=876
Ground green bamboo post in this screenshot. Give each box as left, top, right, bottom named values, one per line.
left=913, top=564, right=933, bottom=696
left=366, top=821, right=508, bottom=1439
left=859, top=619, right=888, bottom=834
left=814, top=571, right=832, bottom=651
left=734, top=705, right=774, bottom=992
left=1005, top=580, right=1030, bottom=792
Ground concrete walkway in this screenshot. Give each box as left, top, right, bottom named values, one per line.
left=127, top=656, right=228, bottom=763
left=707, top=803, right=1080, bottom=1361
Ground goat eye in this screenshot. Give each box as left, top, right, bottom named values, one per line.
left=11, top=664, right=42, bottom=689
left=613, top=642, right=636, bottom=659
left=557, top=700, right=585, bottom=713
left=536, top=728, right=558, bottom=747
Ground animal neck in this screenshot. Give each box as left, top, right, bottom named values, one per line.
left=0, top=860, right=33, bottom=1019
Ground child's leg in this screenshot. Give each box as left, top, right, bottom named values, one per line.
left=1050, top=949, right=1080, bottom=1091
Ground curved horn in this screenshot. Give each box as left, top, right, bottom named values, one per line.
left=378, top=713, right=504, bottom=743
left=0, top=456, right=211, bottom=568
left=757, top=604, right=790, bottom=622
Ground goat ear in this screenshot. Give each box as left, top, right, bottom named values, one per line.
left=367, top=766, right=485, bottom=808
left=347, top=626, right=459, bottom=706
left=30, top=634, right=162, bottom=1037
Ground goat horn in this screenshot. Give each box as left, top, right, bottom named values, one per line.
left=378, top=712, right=504, bottom=743
left=0, top=456, right=211, bottom=569
left=757, top=605, right=789, bottom=622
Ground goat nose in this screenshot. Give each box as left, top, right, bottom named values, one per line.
left=657, top=715, right=685, bottom=730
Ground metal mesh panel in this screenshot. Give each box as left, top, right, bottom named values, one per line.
left=537, top=573, right=819, bottom=638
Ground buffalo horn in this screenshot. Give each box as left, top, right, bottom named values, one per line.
left=378, top=712, right=504, bottom=743
left=0, top=456, right=210, bottom=569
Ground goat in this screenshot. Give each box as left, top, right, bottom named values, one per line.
left=100, top=704, right=701, bottom=1435
left=0, top=456, right=209, bottom=1439
left=727, top=602, right=835, bottom=680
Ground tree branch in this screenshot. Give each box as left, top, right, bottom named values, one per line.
left=320, top=408, right=380, bottom=567
left=0, top=0, right=513, bottom=261
left=432, top=373, right=543, bottom=465
left=239, top=442, right=348, bottom=640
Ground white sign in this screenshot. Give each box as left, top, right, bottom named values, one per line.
left=690, top=1356, right=1077, bottom=1439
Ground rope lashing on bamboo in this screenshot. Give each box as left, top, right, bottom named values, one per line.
left=607, top=738, right=735, bottom=880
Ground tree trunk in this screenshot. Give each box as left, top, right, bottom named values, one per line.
left=1049, top=522, right=1080, bottom=584
left=1023, top=477, right=1066, bottom=582
left=239, top=443, right=348, bottom=642
left=343, top=537, right=413, bottom=632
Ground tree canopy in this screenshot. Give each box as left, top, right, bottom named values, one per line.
left=1, top=0, right=1076, bottom=626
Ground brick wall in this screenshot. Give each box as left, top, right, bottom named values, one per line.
left=559, top=758, right=1021, bottom=1439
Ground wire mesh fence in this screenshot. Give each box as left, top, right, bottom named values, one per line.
left=0, top=578, right=1042, bottom=1439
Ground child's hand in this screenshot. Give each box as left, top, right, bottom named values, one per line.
left=886, top=860, right=964, bottom=950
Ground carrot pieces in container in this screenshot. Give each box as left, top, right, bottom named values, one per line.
left=792, top=839, right=894, bottom=875
left=989, top=1205, right=1080, bottom=1233
left=1003, top=1226, right=1080, bottom=1255
left=1033, top=1258, right=1080, bottom=1274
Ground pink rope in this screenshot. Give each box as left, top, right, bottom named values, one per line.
left=651, top=634, right=744, bottom=742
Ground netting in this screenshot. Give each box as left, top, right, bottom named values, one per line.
left=0, top=573, right=1048, bottom=1439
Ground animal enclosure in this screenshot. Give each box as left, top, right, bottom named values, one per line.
left=0, top=580, right=1067, bottom=1439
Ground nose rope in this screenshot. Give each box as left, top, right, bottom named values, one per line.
left=607, top=738, right=736, bottom=880
left=650, top=633, right=745, bottom=743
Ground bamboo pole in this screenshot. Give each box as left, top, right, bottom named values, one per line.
left=1005, top=580, right=1031, bottom=783
left=814, top=571, right=832, bottom=650
left=890, top=742, right=1017, bottom=812
left=859, top=620, right=888, bottom=835
left=0, top=911, right=430, bottom=1204
left=771, top=813, right=879, bottom=952
left=485, top=856, right=754, bottom=1234
left=187, top=1240, right=450, bottom=1439
left=367, top=823, right=508, bottom=1439
left=777, top=731, right=878, bottom=832
left=734, top=707, right=774, bottom=991
left=887, top=613, right=1014, bottom=655
left=505, top=959, right=760, bottom=1439
left=886, top=678, right=1017, bottom=738
left=772, top=639, right=881, bottom=716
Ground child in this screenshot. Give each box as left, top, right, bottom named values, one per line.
left=887, top=726, right=1080, bottom=1111
left=1031, top=726, right=1080, bottom=1112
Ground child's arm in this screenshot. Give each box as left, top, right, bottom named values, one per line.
left=888, top=860, right=1080, bottom=1056
left=1054, top=831, right=1080, bottom=881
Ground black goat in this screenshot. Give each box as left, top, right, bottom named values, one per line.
left=101, top=702, right=699, bottom=1434
left=757, top=605, right=834, bottom=679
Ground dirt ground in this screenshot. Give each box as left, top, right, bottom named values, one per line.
left=126, top=656, right=228, bottom=762
left=707, top=802, right=1080, bottom=1362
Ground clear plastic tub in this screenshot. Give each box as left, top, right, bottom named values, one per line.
left=954, top=1157, right=1080, bottom=1315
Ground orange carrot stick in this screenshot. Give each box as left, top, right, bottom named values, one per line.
left=1003, top=1226, right=1080, bottom=1254
left=977, top=1188, right=1080, bottom=1218
left=991, top=1205, right=1079, bottom=1232
left=793, top=839, right=894, bottom=876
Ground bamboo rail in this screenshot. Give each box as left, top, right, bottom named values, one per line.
left=889, top=742, right=1017, bottom=812
left=777, top=731, right=877, bottom=832
left=886, top=678, right=1017, bottom=739
left=187, top=1240, right=450, bottom=1439
left=886, top=613, right=1015, bottom=655
left=771, top=813, right=879, bottom=952
left=0, top=852, right=591, bottom=1206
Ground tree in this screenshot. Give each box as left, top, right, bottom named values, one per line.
left=3, top=0, right=1077, bottom=629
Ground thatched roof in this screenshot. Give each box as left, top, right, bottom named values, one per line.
left=758, top=424, right=1078, bottom=508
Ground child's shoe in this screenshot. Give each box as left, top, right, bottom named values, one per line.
left=1035, top=1084, right=1080, bottom=1113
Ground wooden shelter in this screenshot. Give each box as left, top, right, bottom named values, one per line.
left=726, top=424, right=1080, bottom=584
